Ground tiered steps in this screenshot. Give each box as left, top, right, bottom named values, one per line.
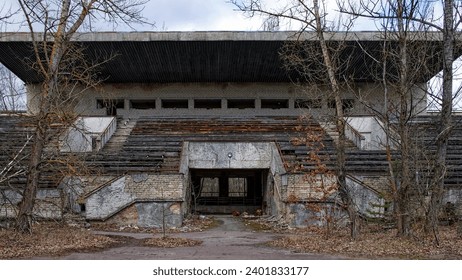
left=3, top=114, right=461, bottom=189
left=0, top=115, right=64, bottom=188
left=101, top=118, right=136, bottom=153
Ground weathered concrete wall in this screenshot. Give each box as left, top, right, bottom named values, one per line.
left=282, top=173, right=346, bottom=227
left=60, top=117, right=116, bottom=152
left=347, top=117, right=390, bottom=150
left=0, top=189, right=62, bottom=220
left=188, top=142, right=273, bottom=169
left=354, top=83, right=427, bottom=116
left=282, top=174, right=388, bottom=225
left=136, top=202, right=183, bottom=228
left=125, top=174, right=184, bottom=200
left=287, top=203, right=347, bottom=227
left=284, top=174, right=337, bottom=201
left=265, top=173, right=285, bottom=218
left=444, top=188, right=462, bottom=216
left=347, top=177, right=385, bottom=218
left=85, top=176, right=135, bottom=220
left=84, top=173, right=185, bottom=227
left=26, top=82, right=426, bottom=118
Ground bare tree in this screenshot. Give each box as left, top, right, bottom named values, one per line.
left=339, top=0, right=461, bottom=239
left=13, top=0, right=149, bottom=233
left=0, top=65, right=25, bottom=112
left=231, top=0, right=360, bottom=239
left=426, top=0, right=458, bottom=238
left=1, top=2, right=24, bottom=112
left=0, top=2, right=17, bottom=24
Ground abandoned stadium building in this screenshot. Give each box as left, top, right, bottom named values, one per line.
left=1, top=31, right=461, bottom=228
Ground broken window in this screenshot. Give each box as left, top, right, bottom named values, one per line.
left=194, top=99, right=222, bottom=109
left=161, top=99, right=189, bottom=109
left=227, top=99, right=255, bottom=109
left=295, top=99, right=322, bottom=109
left=96, top=99, right=124, bottom=109
left=130, top=99, right=156, bottom=109
left=261, top=99, right=289, bottom=109
left=228, top=177, right=247, bottom=197
left=199, top=177, right=220, bottom=197
left=328, top=99, right=355, bottom=111
left=96, top=99, right=124, bottom=116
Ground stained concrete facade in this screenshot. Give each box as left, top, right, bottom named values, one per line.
left=25, top=82, right=428, bottom=119
left=7, top=80, right=430, bottom=228
left=81, top=174, right=185, bottom=228
left=0, top=31, right=451, bottom=228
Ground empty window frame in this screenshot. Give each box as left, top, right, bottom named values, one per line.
left=261, top=99, right=289, bottom=109
left=161, top=99, right=189, bottom=109
left=199, top=177, right=220, bottom=197
left=96, top=99, right=125, bottom=109
left=295, top=99, right=322, bottom=109
left=194, top=99, right=222, bottom=109
left=328, top=99, right=355, bottom=111
left=130, top=99, right=156, bottom=109
left=228, top=177, right=247, bottom=197
left=227, top=99, right=255, bottom=109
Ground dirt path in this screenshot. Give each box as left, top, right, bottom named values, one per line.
left=51, top=216, right=346, bottom=260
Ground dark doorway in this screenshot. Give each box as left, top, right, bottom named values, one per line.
left=190, top=169, right=268, bottom=214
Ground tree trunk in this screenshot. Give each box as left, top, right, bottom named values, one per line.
left=393, top=0, right=413, bottom=236
left=16, top=0, right=71, bottom=233
left=313, top=0, right=359, bottom=239
left=16, top=118, right=47, bottom=233
left=425, top=0, right=454, bottom=235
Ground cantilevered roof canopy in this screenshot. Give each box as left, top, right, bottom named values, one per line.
left=0, top=31, right=455, bottom=84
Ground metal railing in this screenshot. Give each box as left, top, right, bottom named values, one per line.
left=97, top=117, right=117, bottom=151
left=345, top=121, right=365, bottom=149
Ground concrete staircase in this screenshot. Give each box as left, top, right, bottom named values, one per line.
left=320, top=122, right=360, bottom=150
left=101, top=118, right=136, bottom=153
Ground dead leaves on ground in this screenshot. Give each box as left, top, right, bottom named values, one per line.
left=269, top=226, right=462, bottom=259
left=0, top=223, right=117, bottom=259
left=144, top=237, right=202, bottom=248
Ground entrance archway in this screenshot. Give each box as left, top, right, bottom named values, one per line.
left=190, top=169, right=268, bottom=214
left=181, top=141, right=286, bottom=217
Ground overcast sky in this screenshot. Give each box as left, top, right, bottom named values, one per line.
left=1, top=0, right=270, bottom=32
left=136, top=0, right=265, bottom=31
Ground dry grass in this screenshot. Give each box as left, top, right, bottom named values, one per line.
left=268, top=225, right=462, bottom=259
left=0, top=223, right=117, bottom=259
left=91, top=215, right=216, bottom=233
left=144, top=237, right=202, bottom=248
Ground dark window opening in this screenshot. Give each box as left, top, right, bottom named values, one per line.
left=261, top=99, right=289, bottom=109
left=328, top=99, right=336, bottom=109
left=328, top=99, right=355, bottom=111
left=162, top=99, right=189, bottom=109
left=227, top=99, right=255, bottom=109
left=194, top=99, right=222, bottom=109
left=97, top=99, right=124, bottom=116
left=97, top=99, right=124, bottom=109
left=295, top=99, right=322, bottom=109
left=91, top=136, right=98, bottom=151
left=130, top=99, right=156, bottom=109
left=79, top=204, right=86, bottom=212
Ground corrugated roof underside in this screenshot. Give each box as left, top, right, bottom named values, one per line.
left=90, top=40, right=288, bottom=83
left=0, top=38, right=448, bottom=84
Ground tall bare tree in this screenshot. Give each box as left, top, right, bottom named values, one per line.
left=231, top=0, right=360, bottom=239
left=339, top=0, right=461, bottom=239
left=14, top=0, right=149, bottom=233
left=426, top=0, right=458, bottom=237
